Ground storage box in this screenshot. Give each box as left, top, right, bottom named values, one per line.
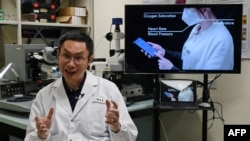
left=35, top=13, right=56, bottom=23
left=21, top=14, right=35, bottom=22
left=33, top=2, right=58, bottom=10
left=56, top=16, right=86, bottom=24
left=33, top=8, right=57, bottom=14
left=59, top=7, right=87, bottom=16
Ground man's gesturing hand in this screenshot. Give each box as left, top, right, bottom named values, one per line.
left=105, top=100, right=121, bottom=133
left=35, top=107, right=54, bottom=139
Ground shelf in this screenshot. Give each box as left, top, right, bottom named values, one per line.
left=0, top=21, right=92, bottom=28
left=0, top=0, right=94, bottom=45
left=0, top=20, right=18, bottom=25
left=21, top=22, right=92, bottom=28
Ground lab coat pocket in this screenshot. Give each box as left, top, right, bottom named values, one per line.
left=79, top=117, right=108, bottom=138
left=50, top=134, right=64, bottom=140
left=78, top=98, right=108, bottom=137
left=77, top=117, right=95, bottom=137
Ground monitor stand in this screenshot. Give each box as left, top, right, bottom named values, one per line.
left=202, top=73, right=210, bottom=141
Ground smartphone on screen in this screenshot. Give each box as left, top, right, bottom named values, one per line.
left=133, top=37, right=156, bottom=57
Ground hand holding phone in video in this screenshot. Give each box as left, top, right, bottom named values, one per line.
left=134, top=37, right=157, bottom=57
left=144, top=41, right=174, bottom=70
left=156, top=52, right=174, bottom=70
left=147, top=42, right=166, bottom=58
left=133, top=37, right=174, bottom=70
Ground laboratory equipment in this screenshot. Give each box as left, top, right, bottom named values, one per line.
left=90, top=18, right=125, bottom=77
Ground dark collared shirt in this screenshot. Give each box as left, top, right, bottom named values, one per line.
left=63, top=72, right=86, bottom=111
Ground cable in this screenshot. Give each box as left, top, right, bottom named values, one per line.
left=208, top=74, right=221, bottom=89
left=205, top=75, right=224, bottom=129
left=105, top=23, right=113, bottom=54
left=105, top=24, right=113, bottom=41
left=195, top=74, right=224, bottom=129
left=207, top=101, right=225, bottom=129
left=213, top=102, right=225, bottom=123
left=94, top=35, right=105, bottom=50
left=196, top=74, right=222, bottom=103
left=159, top=116, right=169, bottom=141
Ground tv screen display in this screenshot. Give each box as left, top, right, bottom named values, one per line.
left=124, top=4, right=243, bottom=74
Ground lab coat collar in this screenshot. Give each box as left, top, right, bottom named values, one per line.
left=52, top=70, right=99, bottom=117
left=52, top=80, right=72, bottom=116
left=73, top=71, right=98, bottom=116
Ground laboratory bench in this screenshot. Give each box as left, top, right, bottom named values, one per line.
left=0, top=99, right=154, bottom=141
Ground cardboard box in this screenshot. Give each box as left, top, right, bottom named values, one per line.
left=21, top=14, right=35, bottom=22
left=59, top=7, right=87, bottom=17
left=56, top=16, right=86, bottom=24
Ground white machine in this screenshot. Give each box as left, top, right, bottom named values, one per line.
left=5, top=42, right=59, bottom=82
left=90, top=18, right=125, bottom=77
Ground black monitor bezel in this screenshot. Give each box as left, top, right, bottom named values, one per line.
left=124, top=4, right=243, bottom=74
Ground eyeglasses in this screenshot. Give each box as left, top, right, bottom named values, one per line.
left=59, top=54, right=88, bottom=64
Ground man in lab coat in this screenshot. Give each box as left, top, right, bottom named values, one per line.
left=25, top=30, right=138, bottom=141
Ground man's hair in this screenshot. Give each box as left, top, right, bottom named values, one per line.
left=191, top=6, right=236, bottom=20
left=210, top=7, right=236, bottom=20
left=58, top=30, right=94, bottom=56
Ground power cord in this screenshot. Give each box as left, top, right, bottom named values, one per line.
left=195, top=74, right=224, bottom=129
left=94, top=35, right=105, bottom=51
left=196, top=74, right=222, bottom=104
left=105, top=23, right=115, bottom=56
left=208, top=74, right=221, bottom=89
left=159, top=116, right=169, bottom=141
left=207, top=101, right=225, bottom=129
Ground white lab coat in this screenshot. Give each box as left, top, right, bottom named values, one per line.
left=181, top=22, right=234, bottom=70
left=24, top=71, right=138, bottom=141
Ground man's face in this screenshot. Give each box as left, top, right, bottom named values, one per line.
left=199, top=8, right=214, bottom=19
left=57, top=40, right=93, bottom=83
left=191, top=8, right=213, bottom=20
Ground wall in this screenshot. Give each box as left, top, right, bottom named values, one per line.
left=93, top=0, right=140, bottom=59
left=93, top=0, right=250, bottom=141
left=0, top=27, right=4, bottom=67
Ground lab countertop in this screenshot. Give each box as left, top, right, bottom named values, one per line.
left=0, top=99, right=154, bottom=130
left=127, top=99, right=154, bottom=112
left=0, top=110, right=29, bottom=130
